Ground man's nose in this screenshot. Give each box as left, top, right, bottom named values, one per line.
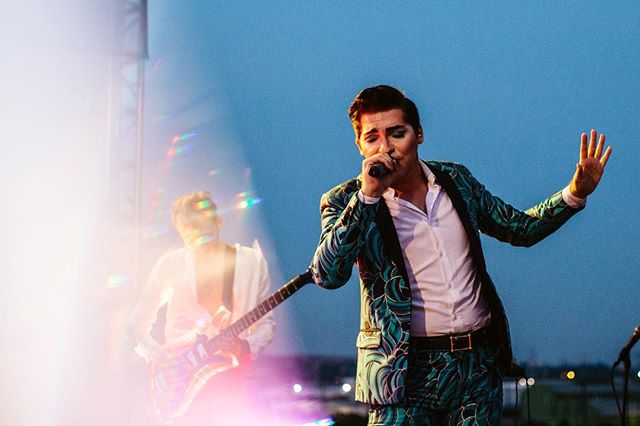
left=378, top=137, right=393, bottom=153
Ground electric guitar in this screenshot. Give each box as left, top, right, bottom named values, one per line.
left=150, top=270, right=313, bottom=422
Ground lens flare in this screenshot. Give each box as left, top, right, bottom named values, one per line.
left=171, top=132, right=197, bottom=145
left=301, top=418, right=335, bottom=426
left=167, top=144, right=192, bottom=158
left=107, top=274, right=130, bottom=287
left=143, top=227, right=170, bottom=240
left=196, top=235, right=213, bottom=245
left=237, top=197, right=262, bottom=210
left=196, top=200, right=212, bottom=209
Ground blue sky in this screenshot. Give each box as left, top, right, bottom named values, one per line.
left=142, top=1, right=640, bottom=366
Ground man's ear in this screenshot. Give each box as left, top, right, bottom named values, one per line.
left=355, top=137, right=364, bottom=156
left=417, top=126, right=424, bottom=145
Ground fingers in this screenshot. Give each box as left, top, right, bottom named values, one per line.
left=600, top=146, right=613, bottom=168
left=594, top=133, right=605, bottom=158
left=582, top=129, right=610, bottom=162
left=361, top=153, right=395, bottom=198
left=588, top=129, right=597, bottom=157
left=364, top=152, right=396, bottom=174
left=580, top=132, right=587, bottom=161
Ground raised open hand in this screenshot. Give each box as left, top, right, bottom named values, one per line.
left=569, top=129, right=612, bottom=198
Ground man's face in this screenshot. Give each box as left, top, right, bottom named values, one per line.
left=356, top=108, right=423, bottom=181
left=177, top=213, right=221, bottom=249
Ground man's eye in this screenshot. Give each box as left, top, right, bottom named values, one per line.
left=392, top=131, right=406, bottom=138
left=365, top=136, right=378, bottom=143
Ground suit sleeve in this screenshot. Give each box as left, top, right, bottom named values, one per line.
left=461, top=165, right=583, bottom=247
left=311, top=187, right=379, bottom=289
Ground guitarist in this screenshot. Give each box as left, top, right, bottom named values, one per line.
left=131, top=191, right=275, bottom=424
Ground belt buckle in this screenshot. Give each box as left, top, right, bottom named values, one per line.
left=450, top=333, right=472, bottom=352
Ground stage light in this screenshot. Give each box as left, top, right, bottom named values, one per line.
left=567, top=371, right=575, bottom=380
left=636, top=370, right=640, bottom=379
left=518, top=378, right=527, bottom=386
left=342, top=383, right=352, bottom=393
left=527, top=378, right=535, bottom=386
left=293, top=384, right=303, bottom=393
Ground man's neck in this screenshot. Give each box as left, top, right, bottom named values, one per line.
left=192, top=240, right=225, bottom=256
left=391, top=160, right=427, bottom=198
left=390, top=160, right=428, bottom=213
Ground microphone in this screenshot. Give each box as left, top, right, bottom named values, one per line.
left=368, top=163, right=391, bottom=178
left=615, top=326, right=640, bottom=365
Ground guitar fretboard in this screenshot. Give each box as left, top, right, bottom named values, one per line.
left=205, top=270, right=312, bottom=354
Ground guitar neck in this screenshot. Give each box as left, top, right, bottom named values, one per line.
left=206, top=270, right=313, bottom=352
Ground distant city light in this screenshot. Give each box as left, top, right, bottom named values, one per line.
left=518, top=378, right=527, bottom=386
left=527, top=378, right=535, bottom=386
left=341, top=383, right=352, bottom=393
left=637, top=370, right=640, bottom=379
left=293, top=384, right=303, bottom=393
left=567, top=371, right=576, bottom=380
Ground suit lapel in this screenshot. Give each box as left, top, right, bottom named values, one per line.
left=370, top=162, right=487, bottom=283
left=374, top=200, right=410, bottom=283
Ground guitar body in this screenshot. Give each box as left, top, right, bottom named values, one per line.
left=146, top=270, right=313, bottom=422
left=151, top=344, right=239, bottom=422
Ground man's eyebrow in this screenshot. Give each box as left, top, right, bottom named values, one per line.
left=363, top=124, right=407, bottom=136
left=386, top=125, right=407, bottom=133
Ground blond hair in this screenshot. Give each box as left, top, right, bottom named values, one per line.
left=171, top=191, right=219, bottom=235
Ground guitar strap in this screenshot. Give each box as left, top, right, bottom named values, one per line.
left=222, top=244, right=236, bottom=312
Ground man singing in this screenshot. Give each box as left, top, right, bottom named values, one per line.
left=131, top=191, right=274, bottom=424
left=311, top=85, right=611, bottom=425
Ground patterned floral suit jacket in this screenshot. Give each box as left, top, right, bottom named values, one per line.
left=311, top=160, right=581, bottom=406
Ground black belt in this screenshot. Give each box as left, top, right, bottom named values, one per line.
left=411, top=327, right=493, bottom=352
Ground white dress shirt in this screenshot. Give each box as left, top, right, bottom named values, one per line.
left=130, top=240, right=275, bottom=359
left=359, top=162, right=585, bottom=336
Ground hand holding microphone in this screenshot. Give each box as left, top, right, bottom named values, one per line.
left=368, top=162, right=392, bottom=178
left=361, top=153, right=398, bottom=198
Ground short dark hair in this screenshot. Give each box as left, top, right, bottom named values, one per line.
left=348, top=85, right=421, bottom=139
